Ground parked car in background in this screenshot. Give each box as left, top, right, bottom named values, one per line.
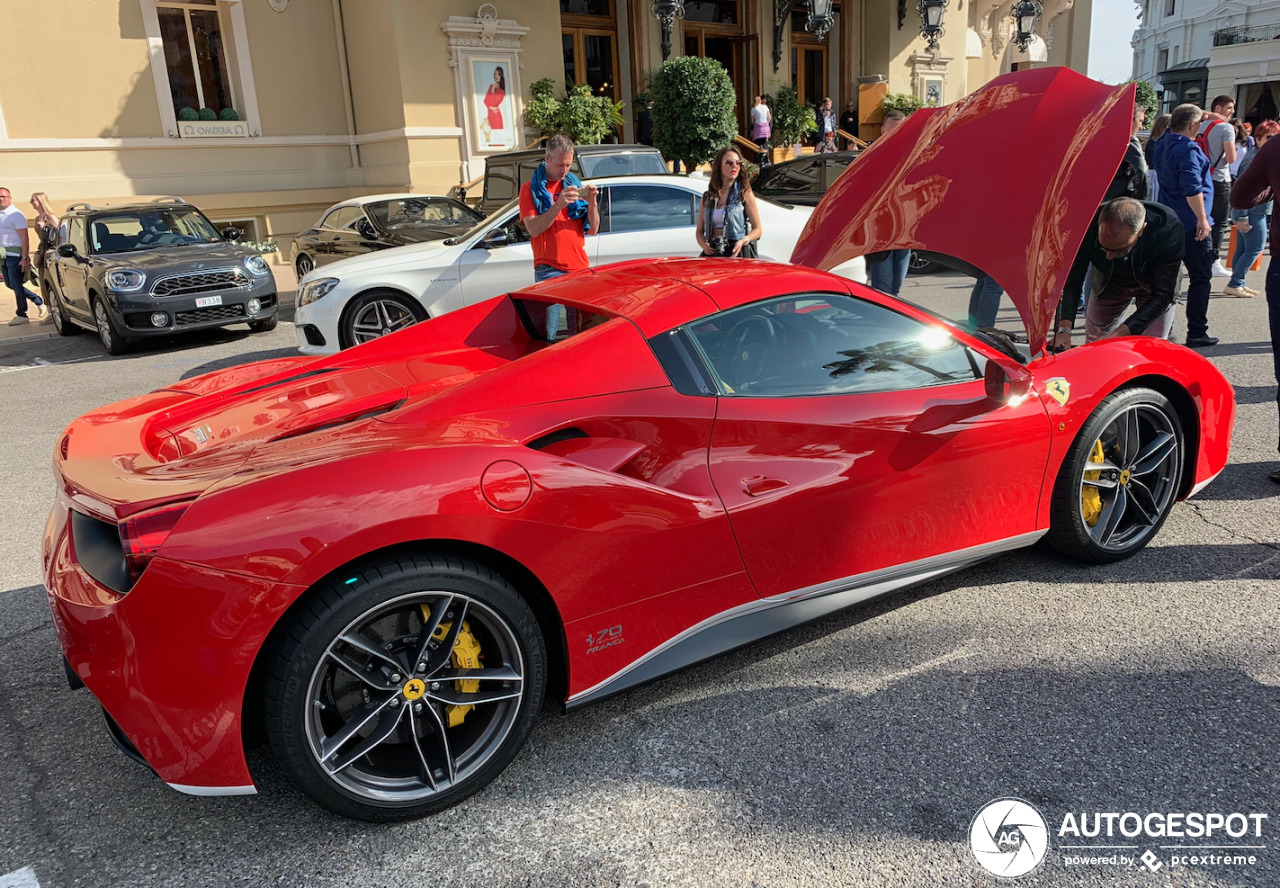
left=294, top=174, right=867, bottom=353
left=477, top=144, right=667, bottom=214
left=752, top=151, right=859, bottom=207
left=291, top=194, right=484, bottom=280
left=754, top=150, right=945, bottom=274
left=43, top=198, right=278, bottom=354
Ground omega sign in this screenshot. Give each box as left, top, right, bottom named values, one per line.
left=179, top=121, right=249, bottom=139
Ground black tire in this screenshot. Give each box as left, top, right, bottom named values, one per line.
left=295, top=254, right=314, bottom=280
left=339, top=290, right=425, bottom=349
left=907, top=251, right=940, bottom=275
left=47, top=283, right=80, bottom=336
left=248, top=315, right=278, bottom=333
left=264, top=554, right=547, bottom=821
left=91, top=296, right=130, bottom=355
left=1047, top=387, right=1183, bottom=563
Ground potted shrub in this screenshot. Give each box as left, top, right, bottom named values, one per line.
left=881, top=93, right=924, bottom=116
left=647, top=56, right=737, bottom=172
left=525, top=78, right=623, bottom=146
left=768, top=84, right=816, bottom=161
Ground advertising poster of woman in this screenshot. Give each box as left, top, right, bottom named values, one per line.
left=472, top=60, right=515, bottom=151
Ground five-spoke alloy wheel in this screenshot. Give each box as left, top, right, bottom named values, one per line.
left=341, top=291, right=423, bottom=349
left=266, top=555, right=546, bottom=821
left=1048, top=387, right=1184, bottom=563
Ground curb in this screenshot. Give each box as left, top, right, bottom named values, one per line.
left=0, top=329, right=57, bottom=349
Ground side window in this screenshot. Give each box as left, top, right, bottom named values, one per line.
left=485, top=165, right=516, bottom=203
left=683, top=293, right=978, bottom=397
left=319, top=208, right=346, bottom=230
left=69, top=218, right=88, bottom=254
left=823, top=156, right=856, bottom=189
left=607, top=185, right=695, bottom=233
left=759, top=159, right=821, bottom=194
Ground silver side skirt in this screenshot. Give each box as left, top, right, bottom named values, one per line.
left=566, top=530, right=1045, bottom=709
left=168, top=782, right=258, bottom=797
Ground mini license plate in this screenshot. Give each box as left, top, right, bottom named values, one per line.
left=195, top=295, right=223, bottom=308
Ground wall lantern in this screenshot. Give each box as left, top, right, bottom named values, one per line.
left=651, top=0, right=685, bottom=62
left=773, top=1, right=837, bottom=71
left=918, top=0, right=947, bottom=51
left=1011, top=0, right=1043, bottom=52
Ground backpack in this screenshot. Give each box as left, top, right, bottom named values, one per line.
left=1194, top=121, right=1228, bottom=173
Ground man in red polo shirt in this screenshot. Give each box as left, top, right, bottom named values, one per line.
left=519, top=134, right=599, bottom=339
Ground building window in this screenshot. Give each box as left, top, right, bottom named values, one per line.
left=1165, top=0, right=1174, bottom=16
left=141, top=0, right=258, bottom=138
left=1157, top=48, right=1168, bottom=71
left=158, top=1, right=234, bottom=118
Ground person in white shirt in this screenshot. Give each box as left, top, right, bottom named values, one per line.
left=0, top=188, right=45, bottom=325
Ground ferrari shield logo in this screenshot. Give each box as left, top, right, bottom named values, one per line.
left=1045, top=378, right=1070, bottom=406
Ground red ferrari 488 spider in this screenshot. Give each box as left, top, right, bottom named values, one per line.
left=44, top=68, right=1234, bottom=820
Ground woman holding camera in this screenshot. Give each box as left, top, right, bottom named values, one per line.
left=696, top=147, right=762, bottom=258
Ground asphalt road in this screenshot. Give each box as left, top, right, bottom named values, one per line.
left=1, top=268, right=1278, bottom=888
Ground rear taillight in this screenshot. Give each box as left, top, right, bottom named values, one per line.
left=119, top=501, right=191, bottom=582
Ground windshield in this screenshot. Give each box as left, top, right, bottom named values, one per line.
left=578, top=152, right=668, bottom=178
left=89, top=208, right=223, bottom=254
left=364, top=197, right=481, bottom=232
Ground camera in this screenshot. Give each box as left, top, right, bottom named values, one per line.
left=707, top=237, right=729, bottom=256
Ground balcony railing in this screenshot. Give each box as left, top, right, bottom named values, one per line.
left=1213, top=24, right=1280, bottom=47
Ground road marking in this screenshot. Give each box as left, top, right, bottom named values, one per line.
left=0, top=868, right=41, bottom=888
left=0, top=356, right=98, bottom=375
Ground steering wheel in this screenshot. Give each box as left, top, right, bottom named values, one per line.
left=720, top=314, right=782, bottom=389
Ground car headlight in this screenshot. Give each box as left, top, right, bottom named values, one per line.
left=298, top=277, right=340, bottom=307
left=106, top=269, right=146, bottom=293
left=244, top=255, right=270, bottom=276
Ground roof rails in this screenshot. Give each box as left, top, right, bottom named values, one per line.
left=65, top=202, right=96, bottom=213
left=151, top=196, right=188, bottom=205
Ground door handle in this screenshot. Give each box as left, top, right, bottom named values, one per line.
left=743, top=474, right=789, bottom=496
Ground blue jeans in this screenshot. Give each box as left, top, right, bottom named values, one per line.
left=534, top=263, right=574, bottom=340
left=868, top=249, right=910, bottom=296
left=967, top=274, right=1003, bottom=328
left=3, top=253, right=41, bottom=316
left=1228, top=217, right=1267, bottom=288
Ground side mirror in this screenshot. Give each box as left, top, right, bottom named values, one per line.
left=56, top=243, right=78, bottom=258
left=984, top=358, right=1032, bottom=403
left=221, top=227, right=242, bottom=241
left=481, top=228, right=510, bottom=249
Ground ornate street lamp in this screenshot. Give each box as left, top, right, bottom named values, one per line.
left=918, top=0, right=948, bottom=51
left=651, top=0, right=685, bottom=62
left=806, top=0, right=835, bottom=41
left=1011, top=0, right=1043, bottom=53
left=773, top=1, right=837, bottom=71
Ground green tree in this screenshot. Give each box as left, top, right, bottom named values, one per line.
left=524, top=78, right=623, bottom=146
left=1129, top=80, right=1159, bottom=123
left=648, top=56, right=738, bottom=171
left=768, top=84, right=816, bottom=149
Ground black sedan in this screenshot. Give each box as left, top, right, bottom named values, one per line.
left=291, top=194, right=484, bottom=279
left=752, top=151, right=859, bottom=207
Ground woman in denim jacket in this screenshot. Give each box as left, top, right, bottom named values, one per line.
left=696, top=147, right=763, bottom=258
left=1225, top=119, right=1279, bottom=298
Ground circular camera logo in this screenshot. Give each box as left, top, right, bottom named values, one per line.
left=970, top=797, right=1049, bottom=878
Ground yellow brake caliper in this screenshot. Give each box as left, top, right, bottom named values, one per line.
left=420, top=605, right=482, bottom=728
left=1081, top=440, right=1105, bottom=527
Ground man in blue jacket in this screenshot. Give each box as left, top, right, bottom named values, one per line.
left=1152, top=103, right=1218, bottom=348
